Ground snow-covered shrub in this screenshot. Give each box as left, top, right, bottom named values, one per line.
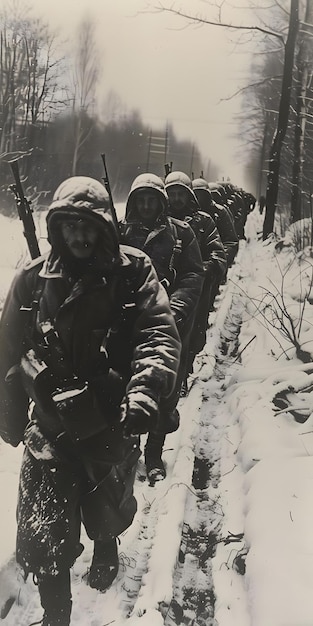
left=277, top=218, right=313, bottom=253
left=240, top=246, right=313, bottom=363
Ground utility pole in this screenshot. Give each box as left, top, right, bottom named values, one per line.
left=146, top=129, right=152, bottom=171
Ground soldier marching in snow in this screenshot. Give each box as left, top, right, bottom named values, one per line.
left=0, top=176, right=181, bottom=625
left=164, top=170, right=227, bottom=385
left=207, top=182, right=237, bottom=227
left=191, top=177, right=239, bottom=268
left=259, top=194, right=266, bottom=215
left=119, top=173, right=204, bottom=484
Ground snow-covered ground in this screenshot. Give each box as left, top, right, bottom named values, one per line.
left=1, top=206, right=313, bottom=625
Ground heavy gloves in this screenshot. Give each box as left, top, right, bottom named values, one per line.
left=120, top=391, right=160, bottom=437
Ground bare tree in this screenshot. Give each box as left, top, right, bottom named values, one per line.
left=70, top=17, right=99, bottom=176
left=263, top=0, right=299, bottom=239
left=152, top=1, right=285, bottom=43
left=150, top=0, right=298, bottom=230
left=290, top=0, right=313, bottom=223
left=0, top=3, right=63, bottom=150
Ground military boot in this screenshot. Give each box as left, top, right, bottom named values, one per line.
left=37, top=570, right=72, bottom=626
left=88, top=537, right=119, bottom=592
left=145, top=432, right=166, bottom=485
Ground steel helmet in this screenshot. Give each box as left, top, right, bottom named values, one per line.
left=125, top=173, right=169, bottom=219
left=165, top=171, right=192, bottom=188
left=191, top=178, right=210, bottom=191
left=165, top=171, right=200, bottom=210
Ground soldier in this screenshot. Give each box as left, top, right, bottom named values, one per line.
left=0, top=176, right=181, bottom=625
left=244, top=190, right=256, bottom=214
left=217, top=182, right=247, bottom=240
left=191, top=177, right=239, bottom=268
left=259, top=194, right=266, bottom=215
left=119, top=173, right=204, bottom=484
left=208, top=182, right=237, bottom=229
left=164, top=171, right=227, bottom=383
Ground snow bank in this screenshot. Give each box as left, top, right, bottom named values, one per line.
left=219, top=209, right=313, bottom=626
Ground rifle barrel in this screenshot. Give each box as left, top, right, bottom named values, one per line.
left=10, top=161, right=40, bottom=259
left=100, top=153, right=120, bottom=232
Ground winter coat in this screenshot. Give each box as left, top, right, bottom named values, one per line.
left=0, top=179, right=181, bottom=453
left=183, top=210, right=227, bottom=281
left=219, top=184, right=245, bottom=239
left=164, top=177, right=227, bottom=283
left=0, top=176, right=182, bottom=577
left=164, top=174, right=227, bottom=374
left=208, top=183, right=236, bottom=226
left=120, top=204, right=204, bottom=338
left=192, top=187, right=239, bottom=267
left=120, top=175, right=204, bottom=416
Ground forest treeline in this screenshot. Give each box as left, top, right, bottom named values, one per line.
left=237, top=0, right=313, bottom=232
left=2, top=0, right=313, bottom=238
left=0, top=3, right=217, bottom=216
left=0, top=109, right=212, bottom=215
left=163, top=0, right=313, bottom=235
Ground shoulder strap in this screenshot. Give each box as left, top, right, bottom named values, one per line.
left=21, top=274, right=46, bottom=346
left=168, top=219, right=183, bottom=276
left=169, top=219, right=178, bottom=240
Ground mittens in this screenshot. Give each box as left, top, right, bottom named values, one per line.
left=121, top=391, right=159, bottom=437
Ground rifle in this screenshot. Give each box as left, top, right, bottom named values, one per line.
left=100, top=153, right=120, bottom=231
left=164, top=162, right=173, bottom=178
left=9, top=160, right=40, bottom=260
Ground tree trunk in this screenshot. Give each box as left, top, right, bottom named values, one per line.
left=290, top=0, right=313, bottom=223
left=72, top=113, right=81, bottom=176
left=263, top=0, right=299, bottom=240
left=258, top=116, right=268, bottom=200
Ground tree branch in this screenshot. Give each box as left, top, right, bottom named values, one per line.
left=152, top=2, right=286, bottom=44
left=220, top=74, right=283, bottom=102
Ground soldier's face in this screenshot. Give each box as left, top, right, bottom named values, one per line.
left=134, top=191, right=161, bottom=224
left=167, top=185, right=189, bottom=215
left=61, top=219, right=98, bottom=258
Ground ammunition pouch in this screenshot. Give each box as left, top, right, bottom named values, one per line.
left=20, top=349, right=125, bottom=444
left=52, top=382, right=109, bottom=443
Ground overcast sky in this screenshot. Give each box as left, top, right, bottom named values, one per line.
left=25, top=0, right=256, bottom=186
